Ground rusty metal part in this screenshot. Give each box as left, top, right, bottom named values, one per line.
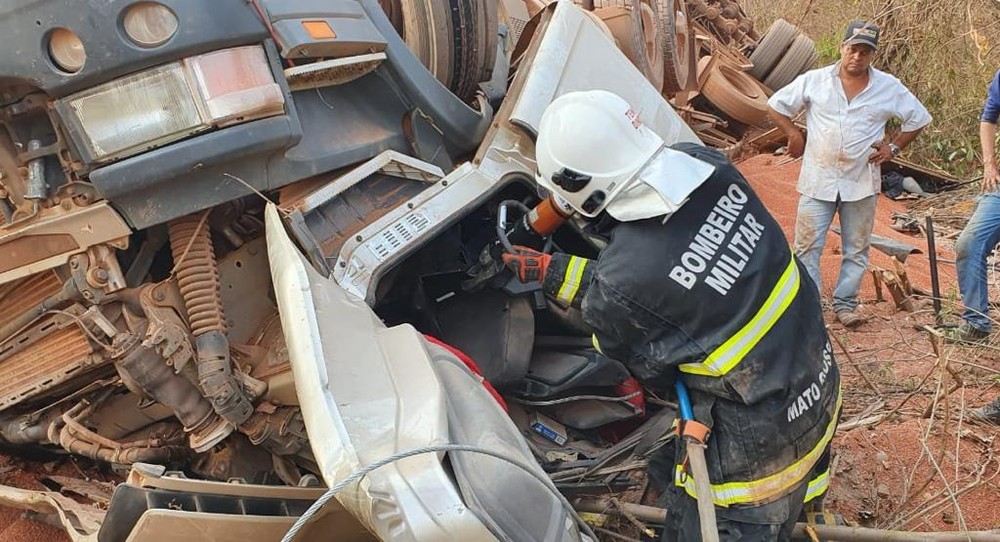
left=237, top=371, right=269, bottom=401
left=53, top=181, right=100, bottom=207
left=138, top=283, right=194, bottom=371
left=189, top=432, right=277, bottom=484
left=0, top=272, right=79, bottom=347
left=24, top=139, right=45, bottom=202
left=0, top=404, right=70, bottom=444
left=53, top=396, right=191, bottom=465
left=83, top=245, right=126, bottom=292
left=67, top=249, right=123, bottom=306
left=0, top=273, right=115, bottom=412
left=240, top=312, right=296, bottom=406
left=0, top=201, right=130, bottom=286
left=168, top=213, right=253, bottom=427
left=240, top=405, right=308, bottom=457
left=0, top=483, right=105, bottom=542
left=41, top=475, right=114, bottom=506
left=218, top=237, right=275, bottom=346
left=111, top=320, right=231, bottom=453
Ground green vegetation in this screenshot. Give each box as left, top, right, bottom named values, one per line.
left=743, top=0, right=1000, bottom=179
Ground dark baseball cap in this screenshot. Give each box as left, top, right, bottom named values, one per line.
left=843, top=20, right=879, bottom=49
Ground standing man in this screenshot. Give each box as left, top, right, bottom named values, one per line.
left=767, top=21, right=932, bottom=328
left=504, top=90, right=840, bottom=540
left=945, top=68, right=1000, bottom=423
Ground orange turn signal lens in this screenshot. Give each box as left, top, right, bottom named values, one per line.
left=302, top=20, right=337, bottom=40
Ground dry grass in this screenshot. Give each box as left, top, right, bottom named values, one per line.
left=742, top=0, right=1000, bottom=179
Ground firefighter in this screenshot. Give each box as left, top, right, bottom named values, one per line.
left=503, top=90, right=841, bottom=540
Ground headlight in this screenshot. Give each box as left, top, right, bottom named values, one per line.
left=185, top=47, right=285, bottom=126
left=61, top=46, right=284, bottom=163
left=67, top=63, right=204, bottom=161
left=123, top=2, right=179, bottom=48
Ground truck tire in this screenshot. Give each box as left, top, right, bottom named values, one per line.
left=658, top=0, right=696, bottom=93
left=399, top=0, right=499, bottom=102
left=762, top=34, right=817, bottom=91
left=595, top=0, right=665, bottom=90
left=378, top=0, right=405, bottom=37
left=748, top=18, right=797, bottom=80
left=700, top=56, right=769, bottom=126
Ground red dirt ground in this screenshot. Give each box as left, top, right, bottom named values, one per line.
left=740, top=153, right=1000, bottom=534
left=0, top=454, right=79, bottom=542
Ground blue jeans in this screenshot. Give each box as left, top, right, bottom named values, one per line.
left=794, top=194, right=878, bottom=313
left=955, top=193, right=1000, bottom=332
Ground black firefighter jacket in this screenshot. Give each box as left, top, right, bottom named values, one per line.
left=541, top=143, right=841, bottom=508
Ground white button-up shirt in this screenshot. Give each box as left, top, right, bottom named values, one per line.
left=768, top=63, right=932, bottom=202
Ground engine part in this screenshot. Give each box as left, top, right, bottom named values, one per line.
left=24, top=139, right=46, bottom=203
left=189, top=432, right=282, bottom=485
left=63, top=245, right=127, bottom=306
left=112, top=323, right=230, bottom=453
left=217, top=237, right=275, bottom=346
left=240, top=406, right=309, bottom=457
left=168, top=213, right=253, bottom=427
left=0, top=201, right=132, bottom=287
left=0, top=405, right=69, bottom=444
left=53, top=397, right=190, bottom=465
left=168, top=214, right=227, bottom=337
left=138, top=283, right=194, bottom=371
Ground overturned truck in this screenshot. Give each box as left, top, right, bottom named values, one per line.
left=0, top=1, right=698, bottom=540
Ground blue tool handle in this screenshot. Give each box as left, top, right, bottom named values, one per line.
left=675, top=379, right=693, bottom=421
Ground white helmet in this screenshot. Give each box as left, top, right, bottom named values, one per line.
left=535, top=90, right=664, bottom=218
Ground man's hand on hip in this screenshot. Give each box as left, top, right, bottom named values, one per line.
left=868, top=141, right=894, bottom=165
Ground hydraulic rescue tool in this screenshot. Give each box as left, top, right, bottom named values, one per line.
left=462, top=193, right=574, bottom=297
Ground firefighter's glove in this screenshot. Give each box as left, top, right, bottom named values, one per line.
left=502, top=246, right=551, bottom=283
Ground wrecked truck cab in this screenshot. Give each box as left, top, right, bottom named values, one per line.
left=267, top=2, right=701, bottom=540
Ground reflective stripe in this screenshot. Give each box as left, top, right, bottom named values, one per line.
left=592, top=334, right=603, bottom=354
left=803, top=469, right=830, bottom=503
left=557, top=256, right=587, bottom=305
left=680, top=257, right=800, bottom=377
left=676, top=385, right=842, bottom=507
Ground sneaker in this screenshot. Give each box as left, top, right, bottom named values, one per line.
left=942, top=323, right=990, bottom=345
left=836, top=310, right=864, bottom=329
left=967, top=397, right=1000, bottom=426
